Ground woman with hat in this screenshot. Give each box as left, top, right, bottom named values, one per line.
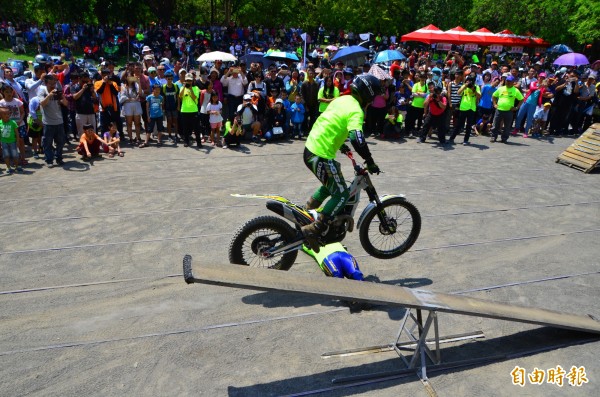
left=179, top=73, right=201, bottom=147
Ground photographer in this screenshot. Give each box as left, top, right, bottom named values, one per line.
left=179, top=73, right=200, bottom=147
left=449, top=75, right=481, bottom=145
left=38, top=74, right=69, bottom=167
left=221, top=66, right=248, bottom=124
left=73, top=73, right=98, bottom=136
left=419, top=86, right=447, bottom=144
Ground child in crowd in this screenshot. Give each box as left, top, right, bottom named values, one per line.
left=472, top=113, right=491, bottom=136
left=0, top=84, right=26, bottom=165
left=0, top=108, right=22, bottom=173
left=280, top=90, right=292, bottom=132
left=290, top=94, right=305, bottom=139
left=382, top=105, right=403, bottom=139
left=103, top=122, right=123, bottom=157
left=77, top=123, right=109, bottom=160
left=530, top=102, right=552, bottom=138
left=28, top=96, right=44, bottom=159
left=207, top=92, right=223, bottom=147
left=141, top=84, right=165, bottom=147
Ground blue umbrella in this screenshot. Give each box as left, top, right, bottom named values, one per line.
left=241, top=51, right=266, bottom=68
left=330, top=45, right=370, bottom=62
left=374, top=49, right=406, bottom=63
left=264, top=51, right=300, bottom=61
left=547, top=44, right=573, bottom=54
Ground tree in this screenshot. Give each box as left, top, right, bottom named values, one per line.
left=569, top=0, right=600, bottom=44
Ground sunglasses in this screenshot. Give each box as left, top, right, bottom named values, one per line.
left=158, top=69, right=165, bottom=71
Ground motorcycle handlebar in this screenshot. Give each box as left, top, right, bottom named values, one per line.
left=343, top=150, right=368, bottom=175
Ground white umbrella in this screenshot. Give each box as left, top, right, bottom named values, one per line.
left=197, top=51, right=237, bottom=62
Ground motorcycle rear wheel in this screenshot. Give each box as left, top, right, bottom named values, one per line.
left=229, top=216, right=299, bottom=270
left=359, top=197, right=421, bottom=259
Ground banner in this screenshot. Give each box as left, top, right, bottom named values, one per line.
left=489, top=45, right=503, bottom=52
left=509, top=46, right=523, bottom=53
left=534, top=47, right=546, bottom=54
left=300, top=33, right=311, bottom=43
left=463, top=44, right=479, bottom=52
left=437, top=43, right=452, bottom=51
left=359, top=33, right=373, bottom=41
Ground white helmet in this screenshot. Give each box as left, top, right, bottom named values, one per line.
left=160, top=57, right=171, bottom=66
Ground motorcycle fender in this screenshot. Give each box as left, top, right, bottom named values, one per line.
left=266, top=200, right=314, bottom=226
left=356, top=194, right=405, bottom=230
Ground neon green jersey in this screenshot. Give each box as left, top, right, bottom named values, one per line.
left=493, top=85, right=524, bottom=111
left=305, top=95, right=363, bottom=160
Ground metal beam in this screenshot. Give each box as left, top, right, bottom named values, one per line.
left=183, top=256, right=600, bottom=334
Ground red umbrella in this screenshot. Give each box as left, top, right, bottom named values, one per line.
left=496, top=29, right=530, bottom=46
left=401, top=24, right=459, bottom=45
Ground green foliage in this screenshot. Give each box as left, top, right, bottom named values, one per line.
left=1, top=0, right=597, bottom=47
left=569, top=0, right=600, bottom=44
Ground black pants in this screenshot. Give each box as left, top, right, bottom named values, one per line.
left=181, top=112, right=199, bottom=145
left=227, top=95, right=243, bottom=123
left=404, top=106, right=424, bottom=135
left=366, top=106, right=387, bottom=136
left=198, top=113, right=210, bottom=137
left=101, top=107, right=123, bottom=136
left=451, top=109, right=476, bottom=143
left=420, top=113, right=446, bottom=143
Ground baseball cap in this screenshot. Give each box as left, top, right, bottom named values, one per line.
left=148, top=67, right=157, bottom=73
left=543, top=102, right=551, bottom=107
left=275, top=98, right=283, bottom=105
left=506, top=75, right=516, bottom=82
left=184, top=74, right=194, bottom=81
left=343, top=67, right=354, bottom=75
left=502, top=72, right=510, bottom=78
left=243, top=93, right=252, bottom=100
left=538, top=72, right=547, bottom=78
left=165, top=70, right=174, bottom=77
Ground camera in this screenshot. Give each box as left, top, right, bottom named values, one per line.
left=54, top=90, right=63, bottom=99
left=185, top=83, right=191, bottom=88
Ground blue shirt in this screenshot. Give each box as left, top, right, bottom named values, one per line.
left=479, top=84, right=497, bottom=109
left=146, top=94, right=164, bottom=118
left=290, top=103, right=305, bottom=123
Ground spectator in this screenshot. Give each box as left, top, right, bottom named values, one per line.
left=0, top=84, right=26, bottom=165
left=515, top=73, right=548, bottom=137
left=140, top=84, right=165, bottom=147
left=120, top=75, right=143, bottom=144
left=490, top=75, right=523, bottom=143
left=449, top=75, right=481, bottom=145
left=207, top=92, right=223, bottom=146
left=27, top=97, right=43, bottom=159
left=179, top=73, right=201, bottom=147
left=264, top=98, right=287, bottom=141
left=73, top=73, right=98, bottom=137
left=77, top=123, right=108, bottom=160
left=530, top=103, right=551, bottom=137
left=404, top=72, right=428, bottom=138
left=236, top=93, right=260, bottom=142
left=162, top=70, right=179, bottom=143
left=63, top=71, right=80, bottom=141
left=221, top=66, right=248, bottom=123
left=290, top=94, right=305, bottom=139
left=199, top=81, right=215, bottom=144
left=317, top=76, right=339, bottom=115
left=301, top=68, right=320, bottom=131
left=38, top=74, right=69, bottom=167
left=95, top=68, right=121, bottom=139
left=103, top=122, right=123, bottom=157
left=419, top=86, right=447, bottom=144
left=0, top=108, right=21, bottom=173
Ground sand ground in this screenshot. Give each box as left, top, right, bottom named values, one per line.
left=0, top=131, right=598, bottom=397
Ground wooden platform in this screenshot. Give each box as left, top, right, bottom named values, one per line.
left=183, top=256, right=600, bottom=335
left=556, top=124, right=600, bottom=173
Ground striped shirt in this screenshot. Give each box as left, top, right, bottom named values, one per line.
left=449, top=82, right=463, bottom=106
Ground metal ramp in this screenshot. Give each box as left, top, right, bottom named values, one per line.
left=182, top=256, right=600, bottom=383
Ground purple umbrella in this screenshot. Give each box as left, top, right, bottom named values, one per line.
left=553, top=52, right=590, bottom=66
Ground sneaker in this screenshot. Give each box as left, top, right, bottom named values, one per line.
left=33, top=153, right=39, bottom=159
left=490, top=137, right=497, bottom=142
left=462, top=141, right=470, bottom=145
left=16, top=166, right=23, bottom=172
left=7, top=168, right=14, bottom=174
left=511, top=129, right=519, bottom=136
left=417, top=139, right=425, bottom=143
left=46, top=162, right=55, bottom=168
left=56, top=159, right=65, bottom=166
left=522, top=133, right=529, bottom=138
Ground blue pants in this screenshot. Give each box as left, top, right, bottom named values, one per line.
left=515, top=102, right=536, bottom=133
left=42, top=124, right=66, bottom=164
left=322, top=251, right=364, bottom=280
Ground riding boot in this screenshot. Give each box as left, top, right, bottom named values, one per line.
left=304, top=197, right=322, bottom=210
left=301, top=213, right=331, bottom=253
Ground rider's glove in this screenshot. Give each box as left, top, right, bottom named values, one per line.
left=365, top=159, right=380, bottom=175
left=340, top=144, right=351, bottom=155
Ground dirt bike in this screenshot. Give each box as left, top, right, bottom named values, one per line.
left=228, top=150, right=421, bottom=270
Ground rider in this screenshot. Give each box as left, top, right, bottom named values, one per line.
left=302, top=242, right=364, bottom=280
left=302, top=74, right=382, bottom=252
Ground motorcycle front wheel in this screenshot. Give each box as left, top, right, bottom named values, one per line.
left=359, top=197, right=421, bottom=259
left=229, top=216, right=299, bottom=270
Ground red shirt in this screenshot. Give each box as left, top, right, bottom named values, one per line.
left=428, top=96, right=447, bottom=116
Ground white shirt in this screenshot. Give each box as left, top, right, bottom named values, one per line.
left=221, top=74, right=248, bottom=97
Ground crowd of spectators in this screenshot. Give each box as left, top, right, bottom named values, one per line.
left=0, top=21, right=599, bottom=174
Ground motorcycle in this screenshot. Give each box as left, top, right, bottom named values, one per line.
left=228, top=150, right=421, bottom=270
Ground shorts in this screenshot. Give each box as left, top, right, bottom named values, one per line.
left=164, top=109, right=178, bottom=118
left=17, top=125, right=27, bottom=139
left=1, top=142, right=19, bottom=159
left=210, top=122, right=222, bottom=130
left=122, top=102, right=143, bottom=117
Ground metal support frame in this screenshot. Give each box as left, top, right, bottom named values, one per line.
left=322, top=308, right=485, bottom=383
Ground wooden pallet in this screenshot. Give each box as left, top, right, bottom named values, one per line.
left=556, top=124, right=600, bottom=173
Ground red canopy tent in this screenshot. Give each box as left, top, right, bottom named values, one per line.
left=401, top=24, right=459, bottom=45
left=443, top=26, right=489, bottom=45
left=495, top=29, right=532, bottom=46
